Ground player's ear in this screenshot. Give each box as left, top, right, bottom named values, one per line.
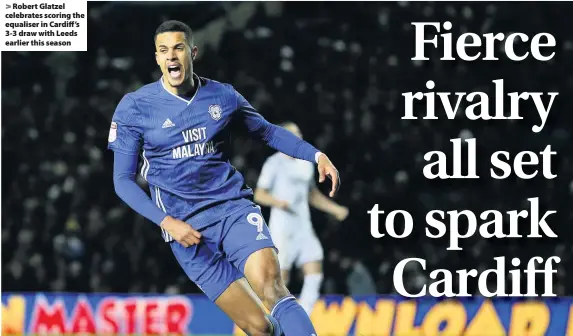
left=191, top=46, right=198, bottom=60
left=155, top=51, right=160, bottom=66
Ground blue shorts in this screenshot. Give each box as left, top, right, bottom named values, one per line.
left=170, top=204, right=276, bottom=302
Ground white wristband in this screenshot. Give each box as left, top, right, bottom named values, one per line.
left=315, top=152, right=324, bottom=164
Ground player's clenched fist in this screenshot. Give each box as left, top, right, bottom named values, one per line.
left=160, top=216, right=202, bottom=247
left=317, top=153, right=341, bottom=197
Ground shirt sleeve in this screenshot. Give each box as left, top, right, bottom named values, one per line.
left=108, top=94, right=143, bottom=155
left=232, top=87, right=320, bottom=163
left=113, top=151, right=168, bottom=226
left=257, top=158, right=276, bottom=190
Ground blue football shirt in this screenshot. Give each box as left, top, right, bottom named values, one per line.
left=108, top=74, right=319, bottom=242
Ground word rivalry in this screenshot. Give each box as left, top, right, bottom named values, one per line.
left=372, top=22, right=562, bottom=298
left=404, top=22, right=559, bottom=133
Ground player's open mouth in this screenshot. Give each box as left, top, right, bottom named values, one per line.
left=167, top=65, right=182, bottom=79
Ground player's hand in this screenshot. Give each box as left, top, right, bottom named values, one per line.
left=317, top=153, right=340, bottom=197
left=276, top=200, right=291, bottom=211
left=334, top=206, right=349, bottom=221
left=276, top=200, right=296, bottom=214
left=160, top=216, right=202, bottom=247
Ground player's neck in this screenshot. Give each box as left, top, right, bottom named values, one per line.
left=162, top=74, right=197, bottom=98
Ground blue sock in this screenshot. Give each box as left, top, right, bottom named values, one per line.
left=267, top=314, right=283, bottom=336
left=271, top=296, right=317, bottom=335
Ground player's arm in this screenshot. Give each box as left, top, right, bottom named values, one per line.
left=232, top=87, right=340, bottom=196
left=254, top=158, right=290, bottom=210
left=109, top=95, right=200, bottom=246
left=112, top=153, right=201, bottom=246
left=309, top=185, right=349, bottom=221
left=108, top=95, right=169, bottom=225
left=113, top=151, right=171, bottom=225
left=254, top=189, right=290, bottom=210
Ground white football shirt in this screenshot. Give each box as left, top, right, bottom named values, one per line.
left=257, top=152, right=315, bottom=234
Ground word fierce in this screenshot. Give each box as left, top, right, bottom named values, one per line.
left=411, top=21, right=556, bottom=62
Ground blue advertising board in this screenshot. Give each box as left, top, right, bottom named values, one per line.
left=3, top=293, right=573, bottom=335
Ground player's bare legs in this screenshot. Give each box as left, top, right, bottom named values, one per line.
left=244, top=247, right=290, bottom=309
left=166, top=214, right=284, bottom=336
left=244, top=247, right=317, bottom=335
left=281, top=270, right=290, bottom=286
left=215, top=278, right=282, bottom=336
left=299, top=261, right=323, bottom=315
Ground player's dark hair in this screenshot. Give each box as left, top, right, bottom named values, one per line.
left=154, top=20, right=194, bottom=45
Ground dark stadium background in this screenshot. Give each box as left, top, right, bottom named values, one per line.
left=3, top=1, right=573, bottom=299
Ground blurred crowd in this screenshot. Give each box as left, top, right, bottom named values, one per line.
left=3, top=1, right=573, bottom=297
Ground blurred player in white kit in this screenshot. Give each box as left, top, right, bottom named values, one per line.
left=255, top=121, right=349, bottom=315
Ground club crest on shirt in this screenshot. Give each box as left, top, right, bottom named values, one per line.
left=108, top=121, right=117, bottom=142
left=208, top=104, right=222, bottom=121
